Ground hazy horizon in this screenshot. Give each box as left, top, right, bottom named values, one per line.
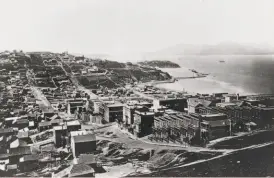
left=0, top=0, right=274, bottom=58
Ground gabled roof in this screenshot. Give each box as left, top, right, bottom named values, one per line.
left=188, top=98, right=214, bottom=107
left=187, top=98, right=203, bottom=107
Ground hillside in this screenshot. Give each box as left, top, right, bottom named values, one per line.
left=137, top=60, right=180, bottom=68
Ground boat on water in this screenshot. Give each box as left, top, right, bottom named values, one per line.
left=219, top=60, right=225, bottom=63
left=189, top=69, right=198, bottom=73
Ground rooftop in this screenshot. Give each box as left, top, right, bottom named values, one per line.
left=50, top=119, right=64, bottom=124
left=76, top=154, right=96, bottom=165
left=70, top=130, right=94, bottom=137
left=67, top=120, right=81, bottom=126
left=135, top=110, right=155, bottom=116
left=53, top=125, right=68, bottom=130
left=16, top=119, right=29, bottom=124
left=19, top=154, right=39, bottom=162
left=0, top=128, right=13, bottom=134
left=7, top=164, right=17, bottom=170
left=39, top=121, right=51, bottom=127
left=106, top=101, right=124, bottom=108
left=9, top=146, right=31, bottom=156
left=72, top=133, right=96, bottom=143
left=17, top=131, right=29, bottom=138
left=201, top=113, right=226, bottom=117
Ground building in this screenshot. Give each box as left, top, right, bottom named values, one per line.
left=153, top=98, right=187, bottom=112
left=14, top=119, right=29, bottom=130
left=133, top=110, right=155, bottom=137
left=187, top=98, right=204, bottom=113
left=67, top=99, right=88, bottom=115
left=6, top=164, right=17, bottom=174
left=66, top=120, right=81, bottom=132
left=103, top=101, right=124, bottom=123
left=224, top=94, right=239, bottom=103
left=7, top=146, right=32, bottom=164
left=200, top=113, right=230, bottom=140
left=17, top=131, right=29, bottom=142
left=10, top=139, right=28, bottom=149
left=19, top=154, right=39, bottom=172
left=89, top=113, right=103, bottom=124
left=53, top=125, right=68, bottom=148
left=42, top=108, right=56, bottom=119
left=38, top=121, right=52, bottom=132
left=123, top=100, right=153, bottom=127
left=0, top=128, right=14, bottom=137
left=187, top=97, right=219, bottom=114
left=50, top=119, right=64, bottom=127
left=71, top=131, right=96, bottom=158
left=153, top=112, right=200, bottom=144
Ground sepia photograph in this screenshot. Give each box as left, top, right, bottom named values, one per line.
left=0, top=0, right=274, bottom=177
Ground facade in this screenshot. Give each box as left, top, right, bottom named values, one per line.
left=133, top=110, right=155, bottom=137
left=71, top=132, right=96, bottom=158
left=66, top=120, right=81, bottom=132
left=38, top=121, right=52, bottom=132
left=152, top=112, right=200, bottom=144
left=153, top=98, right=187, bottom=112
left=53, top=125, right=68, bottom=148
left=19, top=154, right=39, bottom=172
left=200, top=113, right=230, bottom=140
left=89, top=113, right=103, bottom=124
left=67, top=99, right=88, bottom=115
left=103, top=102, right=124, bottom=123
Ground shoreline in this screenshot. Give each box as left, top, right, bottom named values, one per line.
left=154, top=67, right=254, bottom=96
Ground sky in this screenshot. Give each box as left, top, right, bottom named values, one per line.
left=0, top=0, right=274, bottom=56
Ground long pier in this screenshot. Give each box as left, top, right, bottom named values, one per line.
left=175, top=75, right=207, bottom=80
left=149, top=75, right=208, bottom=85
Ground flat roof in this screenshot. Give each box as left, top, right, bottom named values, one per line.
left=135, top=111, right=155, bottom=116
left=67, top=120, right=81, bottom=126
left=39, top=121, right=51, bottom=127
left=201, top=113, right=226, bottom=117
left=72, top=134, right=96, bottom=143
left=70, top=130, right=93, bottom=137
left=53, top=125, right=67, bottom=130
left=216, top=102, right=237, bottom=106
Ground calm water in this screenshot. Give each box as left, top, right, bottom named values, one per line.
left=155, top=55, right=274, bottom=95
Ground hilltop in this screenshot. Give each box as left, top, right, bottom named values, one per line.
left=137, top=60, right=180, bottom=68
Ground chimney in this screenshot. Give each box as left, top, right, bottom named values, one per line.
left=237, top=93, right=239, bottom=101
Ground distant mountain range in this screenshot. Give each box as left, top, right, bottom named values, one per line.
left=145, top=43, right=274, bottom=57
